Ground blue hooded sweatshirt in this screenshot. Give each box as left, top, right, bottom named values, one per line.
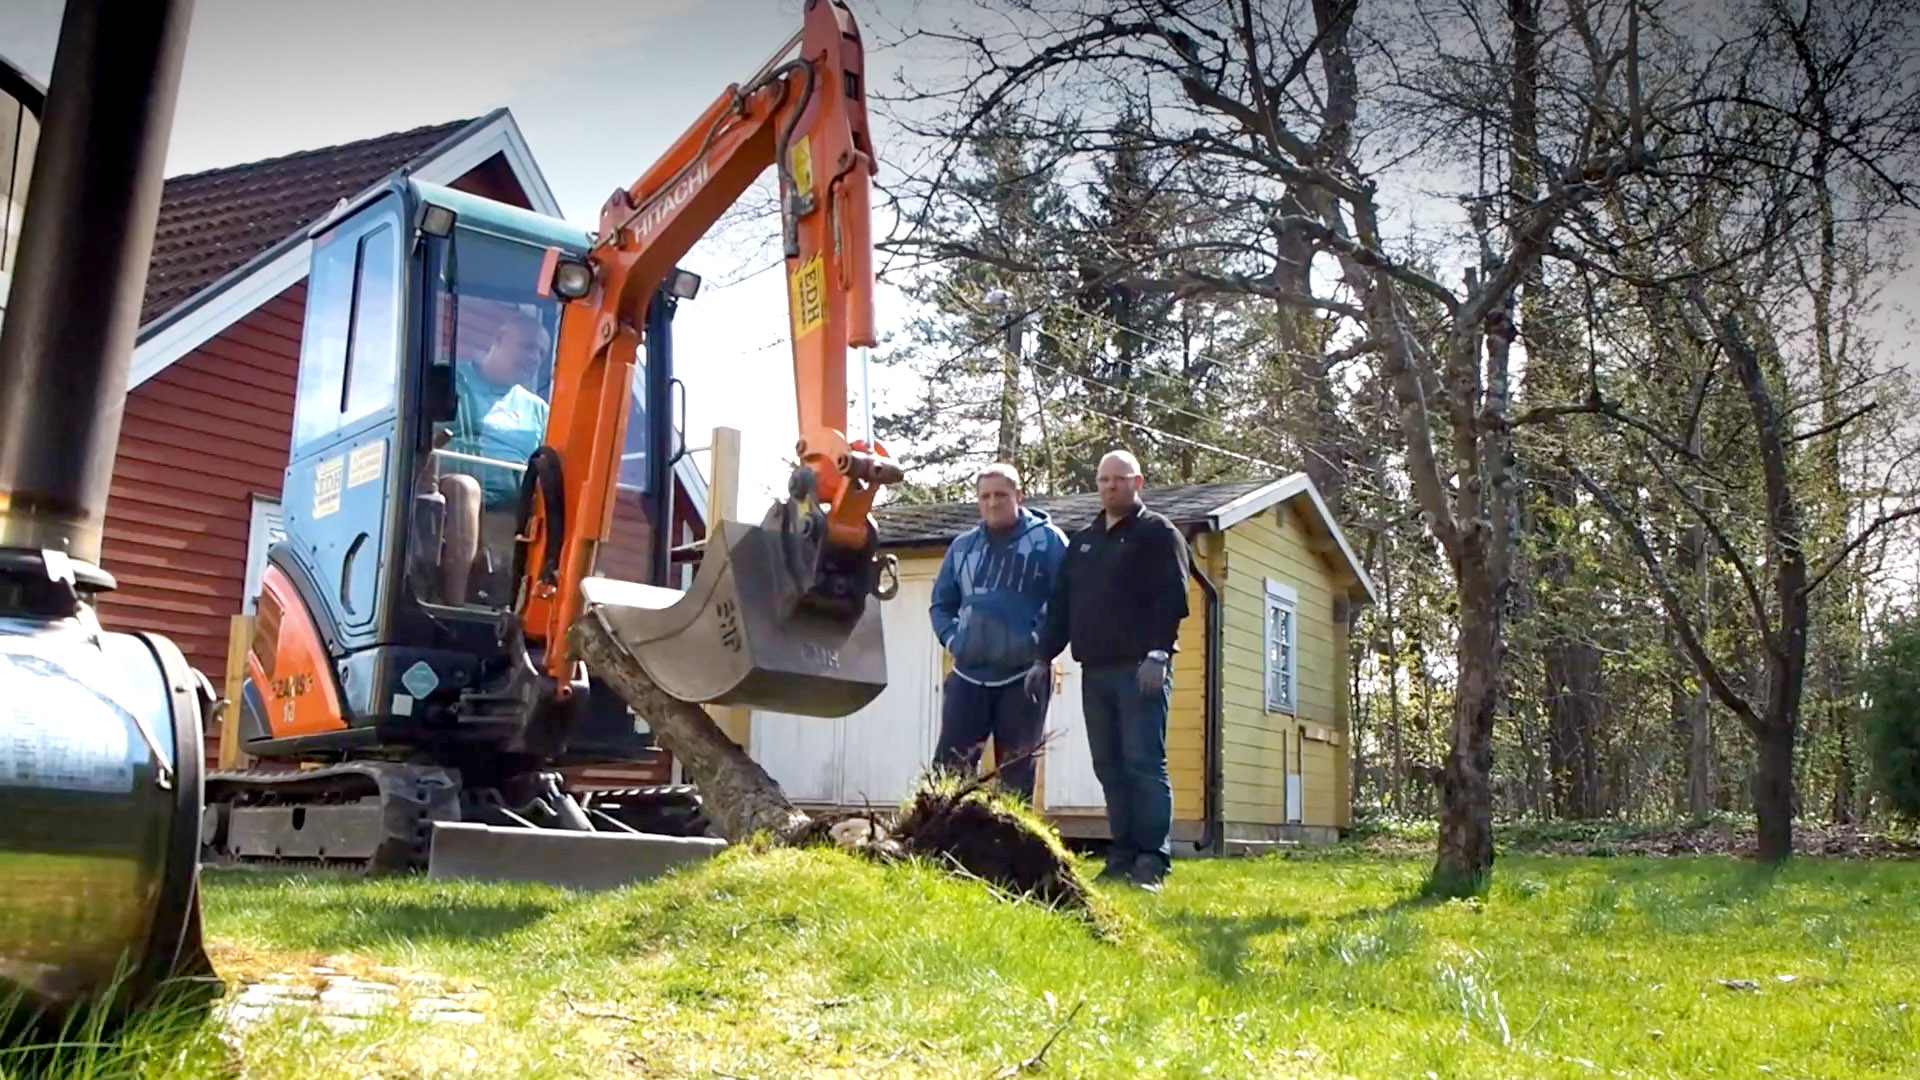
left=929, top=505, right=1070, bottom=686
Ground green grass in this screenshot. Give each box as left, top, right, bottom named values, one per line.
left=6, top=850, right=1919, bottom=1078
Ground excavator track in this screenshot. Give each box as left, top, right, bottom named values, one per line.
left=202, top=761, right=461, bottom=874
left=202, top=764, right=712, bottom=875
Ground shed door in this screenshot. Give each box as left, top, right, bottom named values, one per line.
left=1041, top=648, right=1107, bottom=810
left=751, top=573, right=941, bottom=806
left=1287, top=727, right=1304, bottom=822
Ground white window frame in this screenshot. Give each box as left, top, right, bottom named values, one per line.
left=1263, top=578, right=1298, bottom=715
left=242, top=494, right=284, bottom=615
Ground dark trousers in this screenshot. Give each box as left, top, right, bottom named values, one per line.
left=1083, top=663, right=1173, bottom=871
left=935, top=671, right=1051, bottom=801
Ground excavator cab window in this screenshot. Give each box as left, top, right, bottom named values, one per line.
left=412, top=224, right=567, bottom=611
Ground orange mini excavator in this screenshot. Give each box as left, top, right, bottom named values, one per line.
left=201, top=0, right=902, bottom=879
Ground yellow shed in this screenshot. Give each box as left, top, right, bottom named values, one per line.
left=750, top=474, right=1373, bottom=853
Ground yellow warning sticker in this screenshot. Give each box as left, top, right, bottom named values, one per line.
left=789, top=136, right=814, bottom=198
left=313, top=456, right=344, bottom=519
left=790, top=254, right=826, bottom=339
left=347, top=441, right=384, bottom=489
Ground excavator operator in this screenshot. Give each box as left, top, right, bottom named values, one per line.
left=438, top=312, right=553, bottom=602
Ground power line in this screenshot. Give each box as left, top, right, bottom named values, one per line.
left=1069, top=401, right=1288, bottom=471
left=924, top=310, right=1295, bottom=472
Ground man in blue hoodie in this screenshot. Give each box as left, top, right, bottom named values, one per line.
left=928, top=462, right=1069, bottom=801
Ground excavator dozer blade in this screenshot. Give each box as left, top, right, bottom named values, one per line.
left=578, top=519, right=887, bottom=718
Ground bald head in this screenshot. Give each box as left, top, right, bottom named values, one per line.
left=1096, top=449, right=1144, bottom=519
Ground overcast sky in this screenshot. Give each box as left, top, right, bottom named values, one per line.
left=5, top=0, right=1915, bottom=521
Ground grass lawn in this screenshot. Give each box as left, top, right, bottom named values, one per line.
left=7, top=848, right=1917, bottom=1079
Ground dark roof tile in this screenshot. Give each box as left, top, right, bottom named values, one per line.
left=140, top=117, right=481, bottom=325
left=876, top=479, right=1274, bottom=547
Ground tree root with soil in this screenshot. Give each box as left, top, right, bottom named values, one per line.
left=570, top=617, right=1102, bottom=923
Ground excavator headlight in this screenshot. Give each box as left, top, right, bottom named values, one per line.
left=668, top=268, right=702, bottom=300
left=419, top=204, right=457, bottom=238
left=551, top=259, right=595, bottom=300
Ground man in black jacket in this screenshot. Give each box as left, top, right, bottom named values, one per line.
left=1029, top=450, right=1190, bottom=889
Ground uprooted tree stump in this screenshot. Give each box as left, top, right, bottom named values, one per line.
left=570, top=617, right=1099, bottom=920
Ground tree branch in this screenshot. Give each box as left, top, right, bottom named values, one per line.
left=1804, top=504, right=1920, bottom=598
left=1568, top=460, right=1763, bottom=734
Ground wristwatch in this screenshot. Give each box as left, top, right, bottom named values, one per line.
left=1146, top=649, right=1170, bottom=662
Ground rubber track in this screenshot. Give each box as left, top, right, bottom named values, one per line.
left=204, top=761, right=449, bottom=874
left=205, top=769, right=714, bottom=872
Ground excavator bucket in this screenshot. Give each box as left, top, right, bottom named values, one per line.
left=578, top=518, right=887, bottom=718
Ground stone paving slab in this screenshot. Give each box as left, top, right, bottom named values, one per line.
left=218, top=964, right=491, bottom=1034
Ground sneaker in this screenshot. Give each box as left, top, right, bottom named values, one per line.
left=1096, top=863, right=1130, bottom=882
left=1129, top=854, right=1168, bottom=891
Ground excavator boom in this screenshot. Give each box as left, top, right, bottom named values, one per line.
left=522, top=0, right=900, bottom=713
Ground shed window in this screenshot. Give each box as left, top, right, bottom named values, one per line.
left=1264, top=578, right=1297, bottom=714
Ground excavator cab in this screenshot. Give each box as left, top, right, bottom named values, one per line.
left=245, top=176, right=884, bottom=768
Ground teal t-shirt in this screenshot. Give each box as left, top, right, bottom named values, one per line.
left=446, top=364, right=549, bottom=507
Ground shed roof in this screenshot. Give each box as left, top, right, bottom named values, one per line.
left=141, top=117, right=477, bottom=325
left=875, top=474, right=1376, bottom=604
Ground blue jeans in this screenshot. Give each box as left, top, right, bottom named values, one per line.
left=935, top=671, right=1051, bottom=802
left=1082, top=663, right=1173, bottom=871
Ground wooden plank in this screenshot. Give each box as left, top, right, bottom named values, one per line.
left=129, top=382, right=294, bottom=448
left=704, top=427, right=753, bottom=749
left=100, top=500, right=251, bottom=545
left=110, top=454, right=279, bottom=503
left=116, top=413, right=296, bottom=475
left=218, top=615, right=253, bottom=769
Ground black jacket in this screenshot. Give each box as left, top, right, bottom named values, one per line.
left=1038, top=503, right=1191, bottom=668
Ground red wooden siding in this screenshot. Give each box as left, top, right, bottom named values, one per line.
left=98, top=284, right=304, bottom=687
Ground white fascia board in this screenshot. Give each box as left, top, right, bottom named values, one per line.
left=1208, top=472, right=1379, bottom=606
left=127, top=239, right=310, bottom=390
left=674, top=456, right=710, bottom=526
left=414, top=111, right=563, bottom=217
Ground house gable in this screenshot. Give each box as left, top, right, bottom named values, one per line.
left=128, top=109, right=562, bottom=392
left=1207, top=474, right=1376, bottom=606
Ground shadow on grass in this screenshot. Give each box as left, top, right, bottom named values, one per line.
left=205, top=870, right=561, bottom=950
left=303, top=900, right=559, bottom=949
left=1156, top=911, right=1308, bottom=983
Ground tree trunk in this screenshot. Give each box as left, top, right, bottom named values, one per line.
left=996, top=326, right=1021, bottom=463
left=1432, top=550, right=1499, bottom=895
left=1688, top=524, right=1715, bottom=821
left=570, top=618, right=811, bottom=844
left=1544, top=635, right=1603, bottom=818
left=1754, top=716, right=1796, bottom=862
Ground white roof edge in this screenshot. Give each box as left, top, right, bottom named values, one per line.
left=128, top=110, right=562, bottom=390
left=1208, top=473, right=1378, bottom=605
left=674, top=456, right=709, bottom=527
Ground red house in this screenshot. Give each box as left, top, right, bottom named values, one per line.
left=96, top=109, right=707, bottom=779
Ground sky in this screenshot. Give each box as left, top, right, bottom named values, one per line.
left=2, top=0, right=926, bottom=512
left=5, top=0, right=1916, bottom=528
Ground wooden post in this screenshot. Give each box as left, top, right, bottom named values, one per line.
left=218, top=614, right=253, bottom=769
left=705, top=426, right=753, bottom=749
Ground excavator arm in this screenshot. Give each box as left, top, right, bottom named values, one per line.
left=519, top=0, right=901, bottom=710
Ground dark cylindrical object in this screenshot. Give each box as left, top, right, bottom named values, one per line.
left=0, top=0, right=196, bottom=566
left=645, top=290, right=677, bottom=587
left=0, top=580, right=218, bottom=1027
left=1190, top=556, right=1224, bottom=855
